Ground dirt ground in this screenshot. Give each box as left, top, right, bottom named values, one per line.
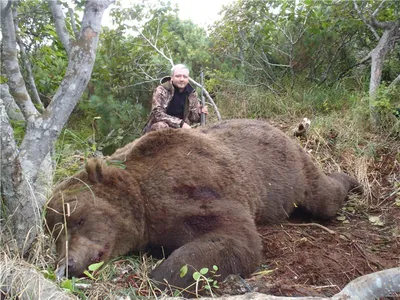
left=218, top=206, right=400, bottom=297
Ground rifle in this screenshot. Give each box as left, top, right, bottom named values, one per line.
left=200, top=71, right=206, bottom=126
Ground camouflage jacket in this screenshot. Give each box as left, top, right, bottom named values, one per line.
left=144, top=76, right=201, bottom=132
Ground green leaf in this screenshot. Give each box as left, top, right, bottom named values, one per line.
left=212, top=265, right=218, bottom=271
left=61, top=279, right=73, bottom=291
left=41, top=269, right=56, bottom=280
left=83, top=270, right=95, bottom=280
left=199, top=267, right=209, bottom=275
left=88, top=261, right=104, bottom=272
left=192, top=272, right=201, bottom=281
left=180, top=265, right=188, bottom=278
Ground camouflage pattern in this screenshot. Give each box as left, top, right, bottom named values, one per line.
left=143, top=76, right=201, bottom=134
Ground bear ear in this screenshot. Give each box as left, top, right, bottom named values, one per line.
left=85, top=158, right=104, bottom=183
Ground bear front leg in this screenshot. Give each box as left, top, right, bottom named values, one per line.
left=150, top=227, right=262, bottom=293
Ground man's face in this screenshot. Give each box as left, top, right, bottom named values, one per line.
left=171, top=67, right=189, bottom=91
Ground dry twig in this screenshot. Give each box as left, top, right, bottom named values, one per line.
left=282, top=223, right=335, bottom=235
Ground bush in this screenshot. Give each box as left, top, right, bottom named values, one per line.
left=88, top=93, right=147, bottom=155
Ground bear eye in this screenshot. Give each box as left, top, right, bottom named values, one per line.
left=76, top=217, right=85, bottom=227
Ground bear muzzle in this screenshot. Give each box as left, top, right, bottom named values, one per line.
left=55, top=256, right=83, bottom=279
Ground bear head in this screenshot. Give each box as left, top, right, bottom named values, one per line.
left=45, top=158, right=146, bottom=279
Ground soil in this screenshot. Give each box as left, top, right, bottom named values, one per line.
left=218, top=208, right=399, bottom=297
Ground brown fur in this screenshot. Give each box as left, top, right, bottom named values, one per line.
left=46, top=119, right=362, bottom=290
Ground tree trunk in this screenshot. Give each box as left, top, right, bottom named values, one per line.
left=352, top=1, right=400, bottom=127
left=368, top=28, right=397, bottom=126
left=1, top=253, right=78, bottom=300
left=1, top=84, right=25, bottom=122
left=0, top=0, right=114, bottom=254
left=0, top=97, right=40, bottom=254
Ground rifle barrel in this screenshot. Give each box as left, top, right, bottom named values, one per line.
left=200, top=71, right=206, bottom=126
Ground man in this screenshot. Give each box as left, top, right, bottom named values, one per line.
left=143, top=64, right=208, bottom=134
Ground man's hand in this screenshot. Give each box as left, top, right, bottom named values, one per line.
left=182, top=122, right=191, bottom=129
left=200, top=105, right=209, bottom=115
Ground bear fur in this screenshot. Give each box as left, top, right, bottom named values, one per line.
left=46, top=119, right=362, bottom=290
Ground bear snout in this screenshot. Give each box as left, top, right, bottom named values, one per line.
left=67, top=257, right=78, bottom=275
left=55, top=255, right=85, bottom=278
left=59, top=237, right=108, bottom=277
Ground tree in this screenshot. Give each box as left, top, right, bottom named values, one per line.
left=353, top=0, right=400, bottom=126
left=0, top=0, right=113, bottom=253
left=209, top=0, right=363, bottom=91
left=209, top=0, right=400, bottom=103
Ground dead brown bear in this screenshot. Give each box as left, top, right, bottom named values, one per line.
left=46, top=119, right=362, bottom=290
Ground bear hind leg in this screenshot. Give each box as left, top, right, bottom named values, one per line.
left=301, top=172, right=362, bottom=220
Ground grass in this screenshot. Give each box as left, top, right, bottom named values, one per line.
left=53, top=129, right=97, bottom=183
left=53, top=255, right=162, bottom=299
left=1, top=82, right=399, bottom=299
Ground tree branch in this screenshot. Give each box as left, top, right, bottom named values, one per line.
left=372, top=0, right=386, bottom=19
left=135, top=26, right=174, bottom=66
left=336, top=52, right=371, bottom=82
left=1, top=84, right=25, bottom=122
left=352, top=0, right=380, bottom=41
left=68, top=7, right=79, bottom=39
left=319, top=34, right=355, bottom=85
left=370, top=1, right=397, bottom=30
left=12, top=6, right=44, bottom=112
left=0, top=0, right=11, bottom=18
left=136, top=63, right=158, bottom=81
left=48, top=0, right=72, bottom=55
left=163, top=267, right=400, bottom=300
left=333, top=267, right=400, bottom=299
left=189, top=77, right=222, bottom=121
left=0, top=0, right=40, bottom=123
left=388, top=73, right=400, bottom=88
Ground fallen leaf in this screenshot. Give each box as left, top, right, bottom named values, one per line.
left=368, top=215, right=384, bottom=226
left=336, top=215, right=346, bottom=221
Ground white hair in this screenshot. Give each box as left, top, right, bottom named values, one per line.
left=171, top=64, right=190, bottom=76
